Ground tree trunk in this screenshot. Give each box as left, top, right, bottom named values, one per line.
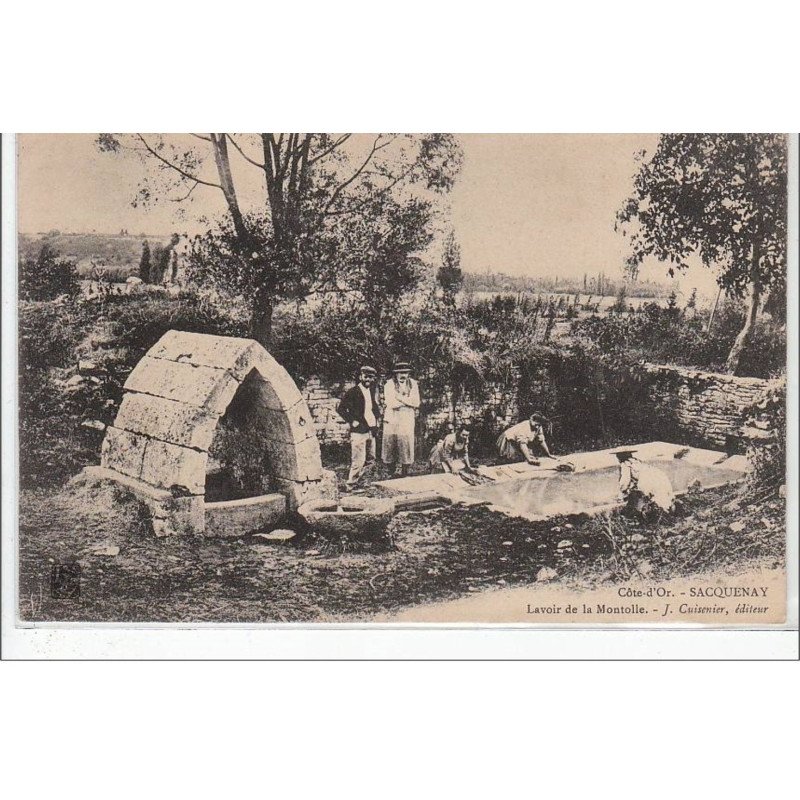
left=251, top=290, right=274, bottom=349
left=210, top=134, right=248, bottom=242
left=725, top=257, right=761, bottom=375
left=706, top=285, right=723, bottom=333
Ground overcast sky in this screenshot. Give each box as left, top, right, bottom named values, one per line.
left=17, top=133, right=719, bottom=297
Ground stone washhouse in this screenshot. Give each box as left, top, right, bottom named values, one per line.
left=84, top=330, right=337, bottom=536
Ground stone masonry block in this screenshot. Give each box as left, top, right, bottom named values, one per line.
left=149, top=495, right=205, bottom=537
left=245, top=350, right=307, bottom=411
left=274, top=469, right=337, bottom=511
left=147, top=330, right=254, bottom=375
left=101, top=427, right=149, bottom=481
left=80, top=465, right=173, bottom=503
left=139, top=438, right=208, bottom=495
left=115, top=393, right=220, bottom=451
left=125, top=356, right=239, bottom=414
left=204, top=493, right=287, bottom=538
left=79, top=465, right=204, bottom=536
left=248, top=400, right=316, bottom=446
left=265, top=435, right=323, bottom=482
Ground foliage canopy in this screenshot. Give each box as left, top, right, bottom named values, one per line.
left=617, top=133, right=787, bottom=373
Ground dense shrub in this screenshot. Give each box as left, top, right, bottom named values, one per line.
left=514, top=346, right=669, bottom=453
left=461, top=294, right=546, bottom=382
left=19, top=300, right=88, bottom=369
left=743, top=378, right=786, bottom=499
left=18, top=290, right=248, bottom=486
left=18, top=300, right=101, bottom=481
left=272, top=288, right=481, bottom=386
left=19, top=244, right=79, bottom=301
left=271, top=299, right=391, bottom=383
left=106, top=290, right=247, bottom=366
left=572, top=299, right=785, bottom=378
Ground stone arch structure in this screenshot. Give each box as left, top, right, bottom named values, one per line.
left=94, top=330, right=336, bottom=536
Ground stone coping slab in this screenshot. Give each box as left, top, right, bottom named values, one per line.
left=374, top=473, right=466, bottom=495
left=81, top=465, right=181, bottom=502
left=114, top=393, right=220, bottom=451
left=124, top=356, right=240, bottom=414
left=204, top=493, right=287, bottom=510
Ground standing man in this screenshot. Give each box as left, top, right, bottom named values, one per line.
left=382, top=362, right=421, bottom=478
left=337, top=366, right=381, bottom=491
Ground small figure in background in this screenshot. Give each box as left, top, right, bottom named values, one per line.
left=496, top=412, right=553, bottom=464
left=382, top=362, right=420, bottom=478
left=613, top=448, right=675, bottom=520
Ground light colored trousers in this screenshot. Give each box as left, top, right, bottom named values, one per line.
left=347, top=432, right=375, bottom=488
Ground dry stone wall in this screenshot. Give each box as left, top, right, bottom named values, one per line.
left=302, top=377, right=349, bottom=443
left=644, top=363, right=771, bottom=449
left=301, top=376, right=520, bottom=445
left=302, top=363, right=771, bottom=454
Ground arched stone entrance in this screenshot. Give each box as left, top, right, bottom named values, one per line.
left=92, top=330, right=336, bottom=536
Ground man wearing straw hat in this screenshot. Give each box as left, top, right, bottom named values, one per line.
left=382, top=361, right=421, bottom=478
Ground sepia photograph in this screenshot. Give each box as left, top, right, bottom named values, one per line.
left=11, top=132, right=792, bottom=626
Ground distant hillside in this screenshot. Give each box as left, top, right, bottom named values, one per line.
left=19, top=232, right=175, bottom=269
left=462, top=268, right=673, bottom=298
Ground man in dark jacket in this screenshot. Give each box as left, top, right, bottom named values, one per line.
left=337, top=365, right=381, bottom=490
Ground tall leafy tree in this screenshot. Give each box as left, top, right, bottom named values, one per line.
left=436, top=229, right=463, bottom=307
left=611, top=282, right=628, bottom=313
left=98, top=133, right=462, bottom=345
left=617, top=133, right=787, bottom=373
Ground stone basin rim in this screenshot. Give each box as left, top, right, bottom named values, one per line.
left=298, top=497, right=396, bottom=515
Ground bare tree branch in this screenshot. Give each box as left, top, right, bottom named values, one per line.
left=298, top=135, right=312, bottom=194
left=226, top=134, right=267, bottom=169
left=288, top=137, right=301, bottom=198
left=326, top=156, right=416, bottom=217
left=136, top=134, right=222, bottom=189
left=261, top=134, right=284, bottom=230
left=169, top=180, right=201, bottom=202
left=276, top=134, right=295, bottom=185
left=323, top=134, right=396, bottom=214
left=307, top=133, right=351, bottom=165
left=210, top=133, right=248, bottom=240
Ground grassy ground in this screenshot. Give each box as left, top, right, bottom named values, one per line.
left=17, top=460, right=784, bottom=623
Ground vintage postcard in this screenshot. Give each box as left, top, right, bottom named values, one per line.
left=7, top=133, right=796, bottom=628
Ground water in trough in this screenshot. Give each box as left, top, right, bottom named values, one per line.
left=462, top=459, right=743, bottom=518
